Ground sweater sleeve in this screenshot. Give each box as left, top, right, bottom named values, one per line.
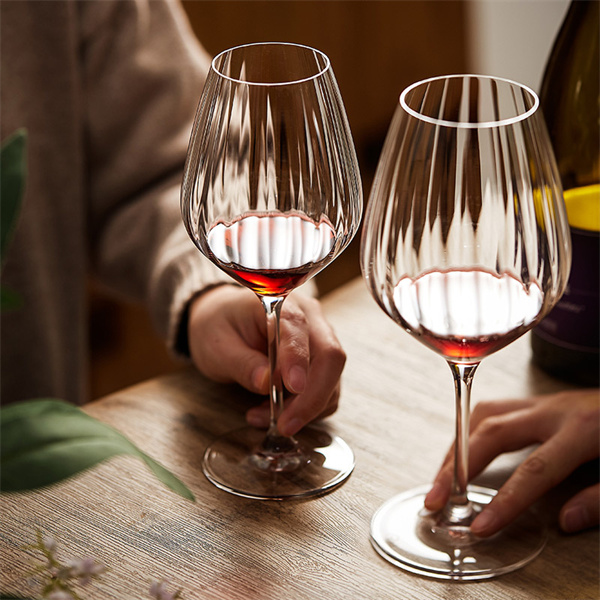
left=80, top=0, right=230, bottom=353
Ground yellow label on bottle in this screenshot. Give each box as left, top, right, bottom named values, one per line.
left=564, top=184, right=600, bottom=231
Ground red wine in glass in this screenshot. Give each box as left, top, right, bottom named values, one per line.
left=362, top=71, right=570, bottom=581
left=207, top=212, right=336, bottom=297
left=181, top=42, right=362, bottom=500
left=392, top=268, right=545, bottom=362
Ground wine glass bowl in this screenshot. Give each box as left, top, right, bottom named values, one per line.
left=181, top=42, right=362, bottom=500
left=361, top=75, right=571, bottom=579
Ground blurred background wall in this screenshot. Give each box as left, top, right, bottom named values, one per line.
left=89, top=0, right=571, bottom=399
left=469, top=0, right=569, bottom=90
left=183, top=0, right=470, bottom=293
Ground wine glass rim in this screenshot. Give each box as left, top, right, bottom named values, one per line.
left=399, top=74, right=540, bottom=128
left=211, top=41, right=331, bottom=86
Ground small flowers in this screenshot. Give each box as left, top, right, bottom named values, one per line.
left=22, top=531, right=184, bottom=599
left=46, top=591, right=78, bottom=600
left=25, top=531, right=106, bottom=599
left=149, top=579, right=183, bottom=600
left=62, top=557, right=107, bottom=587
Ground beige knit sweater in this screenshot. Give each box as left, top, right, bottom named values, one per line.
left=1, top=0, right=230, bottom=404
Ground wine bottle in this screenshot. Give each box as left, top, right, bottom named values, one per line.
left=531, top=0, right=600, bottom=386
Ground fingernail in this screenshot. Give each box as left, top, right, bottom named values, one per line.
left=561, top=505, right=589, bottom=533
left=252, top=366, right=269, bottom=392
left=280, top=417, right=303, bottom=437
left=288, top=366, right=307, bottom=394
left=471, top=509, right=497, bottom=536
left=424, top=482, right=445, bottom=510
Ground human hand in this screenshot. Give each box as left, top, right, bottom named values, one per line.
left=187, top=285, right=345, bottom=437
left=424, top=389, right=600, bottom=536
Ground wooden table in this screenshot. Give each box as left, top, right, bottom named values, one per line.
left=2, top=277, right=598, bottom=600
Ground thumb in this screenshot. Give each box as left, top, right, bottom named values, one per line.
left=189, top=312, right=270, bottom=394
left=225, top=346, right=270, bottom=394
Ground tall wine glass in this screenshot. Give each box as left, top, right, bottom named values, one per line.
left=181, top=42, right=362, bottom=500
left=361, top=75, right=571, bottom=579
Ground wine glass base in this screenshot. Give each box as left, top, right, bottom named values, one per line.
left=202, top=425, right=355, bottom=500
left=371, top=485, right=547, bottom=581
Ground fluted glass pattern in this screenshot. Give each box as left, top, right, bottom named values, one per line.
left=362, top=75, right=571, bottom=360
left=179, top=43, right=361, bottom=501
left=363, top=75, right=572, bottom=581
left=182, top=42, right=362, bottom=276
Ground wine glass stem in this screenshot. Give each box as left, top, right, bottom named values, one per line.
left=444, top=361, right=480, bottom=524
left=261, top=296, right=286, bottom=438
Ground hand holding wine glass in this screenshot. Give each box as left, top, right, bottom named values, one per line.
left=425, top=388, right=600, bottom=536
left=186, top=285, right=346, bottom=436
left=181, top=42, right=362, bottom=500
left=361, top=74, right=571, bottom=579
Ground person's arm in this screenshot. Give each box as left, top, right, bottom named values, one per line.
left=424, top=389, right=600, bottom=535
left=82, top=0, right=230, bottom=350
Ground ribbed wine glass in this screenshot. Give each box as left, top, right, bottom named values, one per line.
left=361, top=74, right=571, bottom=579
left=181, top=42, right=362, bottom=500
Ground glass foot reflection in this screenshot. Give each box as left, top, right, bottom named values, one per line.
left=371, top=485, right=547, bottom=581
left=203, top=425, right=355, bottom=500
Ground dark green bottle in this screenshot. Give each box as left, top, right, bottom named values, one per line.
left=531, top=0, right=600, bottom=386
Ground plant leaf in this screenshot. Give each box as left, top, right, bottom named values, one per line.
left=0, top=286, right=22, bottom=311
left=1, top=129, right=27, bottom=265
left=0, top=399, right=194, bottom=501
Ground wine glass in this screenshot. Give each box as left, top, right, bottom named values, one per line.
left=361, top=75, right=571, bottom=579
left=181, top=42, right=362, bottom=500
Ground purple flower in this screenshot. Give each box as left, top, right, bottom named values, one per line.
left=65, top=556, right=106, bottom=586
left=150, top=579, right=182, bottom=600
left=46, top=591, right=75, bottom=600
left=42, top=535, right=57, bottom=554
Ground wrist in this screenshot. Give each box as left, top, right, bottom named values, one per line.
left=174, top=283, right=234, bottom=357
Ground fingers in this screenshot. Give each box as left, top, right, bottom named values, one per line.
left=424, top=398, right=538, bottom=511
left=471, top=409, right=599, bottom=537
left=469, top=397, right=538, bottom=430
left=189, top=287, right=346, bottom=436
left=245, top=294, right=344, bottom=434
left=465, top=404, right=547, bottom=481
left=424, top=392, right=598, bottom=518
left=245, top=384, right=340, bottom=432
left=277, top=296, right=346, bottom=436
left=560, top=483, right=600, bottom=533
left=188, top=286, right=270, bottom=393
left=278, top=299, right=311, bottom=395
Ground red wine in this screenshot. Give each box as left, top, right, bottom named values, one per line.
left=391, top=269, right=544, bottom=362
left=207, top=212, right=336, bottom=296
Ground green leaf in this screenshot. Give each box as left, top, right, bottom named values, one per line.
left=0, top=286, right=22, bottom=311
left=0, top=399, right=194, bottom=501
left=1, top=129, right=27, bottom=265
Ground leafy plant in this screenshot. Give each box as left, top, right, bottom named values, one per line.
left=0, top=130, right=194, bottom=599
left=23, top=531, right=105, bottom=600
left=1, top=399, right=194, bottom=500
left=0, top=532, right=184, bottom=600
left=0, top=129, right=195, bottom=501
left=1, top=128, right=26, bottom=310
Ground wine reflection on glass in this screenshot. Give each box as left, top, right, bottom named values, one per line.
left=361, top=74, right=571, bottom=579
left=181, top=42, right=362, bottom=500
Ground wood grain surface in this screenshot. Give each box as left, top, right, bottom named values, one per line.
left=2, top=277, right=598, bottom=600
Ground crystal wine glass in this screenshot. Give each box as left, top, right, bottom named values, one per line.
left=181, top=42, right=362, bottom=500
left=361, top=75, right=571, bottom=579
